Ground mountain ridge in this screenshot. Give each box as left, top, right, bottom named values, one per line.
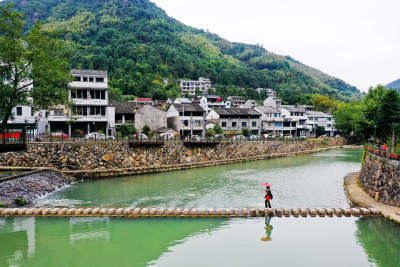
left=2, top=0, right=361, bottom=103
left=386, top=78, right=400, bottom=91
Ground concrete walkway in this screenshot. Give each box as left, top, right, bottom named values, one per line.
left=344, top=172, right=400, bottom=224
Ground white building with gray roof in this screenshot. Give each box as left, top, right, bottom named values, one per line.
left=47, top=69, right=115, bottom=137
left=206, top=108, right=261, bottom=135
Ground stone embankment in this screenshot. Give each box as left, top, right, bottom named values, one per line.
left=0, top=171, right=76, bottom=207
left=0, top=206, right=381, bottom=218
left=0, top=139, right=344, bottom=178
left=344, top=172, right=400, bottom=224
left=360, top=152, right=400, bottom=207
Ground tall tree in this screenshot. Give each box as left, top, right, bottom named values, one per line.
left=0, top=4, right=71, bottom=131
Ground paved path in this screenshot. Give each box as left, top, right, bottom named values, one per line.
left=344, top=172, right=400, bottom=224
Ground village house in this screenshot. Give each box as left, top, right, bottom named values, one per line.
left=206, top=108, right=261, bottom=135
left=306, top=111, right=336, bottom=137
left=109, top=101, right=136, bottom=127
left=135, top=105, right=167, bottom=132
left=167, top=103, right=206, bottom=137
left=199, top=94, right=230, bottom=113
left=47, top=69, right=115, bottom=137
left=226, top=96, right=246, bottom=107
left=178, top=77, right=212, bottom=96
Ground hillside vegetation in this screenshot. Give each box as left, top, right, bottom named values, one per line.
left=3, top=0, right=361, bottom=103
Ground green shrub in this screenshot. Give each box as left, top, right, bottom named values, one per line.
left=15, top=198, right=29, bottom=206
left=0, top=202, right=5, bottom=208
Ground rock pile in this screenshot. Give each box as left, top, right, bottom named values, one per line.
left=0, top=171, right=76, bottom=207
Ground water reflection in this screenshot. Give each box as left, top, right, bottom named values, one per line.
left=0, top=217, right=227, bottom=267
left=261, top=216, right=273, bottom=242
left=356, top=217, right=400, bottom=267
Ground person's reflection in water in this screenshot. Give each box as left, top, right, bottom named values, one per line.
left=261, top=216, right=273, bottom=242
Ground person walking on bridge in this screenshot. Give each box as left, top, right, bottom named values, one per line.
left=261, top=182, right=273, bottom=208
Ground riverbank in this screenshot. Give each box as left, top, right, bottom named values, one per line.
left=0, top=171, right=76, bottom=207
left=344, top=172, right=400, bottom=224
left=0, top=139, right=344, bottom=173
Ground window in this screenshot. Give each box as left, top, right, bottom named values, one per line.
left=328, top=117, right=332, bottom=121
left=74, top=76, right=81, bottom=82
left=31, top=107, right=34, bottom=117
left=184, top=120, right=188, bottom=126
left=252, top=121, right=257, bottom=127
left=53, top=109, right=64, bottom=116
left=72, top=89, right=87, bottom=99
left=72, top=106, right=87, bottom=116
left=274, top=113, right=280, bottom=118
left=90, top=90, right=105, bottom=100
left=232, top=122, right=237, bottom=127
left=16, top=107, right=22, bottom=116
left=194, top=120, right=201, bottom=127
left=274, top=122, right=283, bottom=127
left=83, top=77, right=88, bottom=82
left=327, top=124, right=332, bottom=128
left=96, top=77, right=104, bottom=83
left=221, top=122, right=227, bottom=127
left=89, top=77, right=94, bottom=82
left=242, top=122, right=247, bottom=127
left=89, top=106, right=105, bottom=116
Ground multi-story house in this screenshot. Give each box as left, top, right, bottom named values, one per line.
left=256, top=88, right=276, bottom=97
left=280, top=106, right=308, bottom=137
left=199, top=94, right=230, bottom=113
left=179, top=77, right=212, bottom=96
left=306, top=111, right=335, bottom=137
left=47, top=69, right=115, bottom=136
left=167, top=103, right=206, bottom=137
left=206, top=108, right=261, bottom=135
left=254, top=106, right=284, bottom=137
left=227, top=96, right=246, bottom=107
left=240, top=99, right=257, bottom=109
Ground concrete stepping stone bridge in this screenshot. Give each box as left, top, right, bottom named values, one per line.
left=0, top=207, right=382, bottom=218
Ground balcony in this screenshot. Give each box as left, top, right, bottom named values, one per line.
left=116, top=120, right=135, bottom=125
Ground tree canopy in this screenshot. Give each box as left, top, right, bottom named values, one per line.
left=0, top=4, right=71, bottom=130
left=334, top=85, right=400, bottom=145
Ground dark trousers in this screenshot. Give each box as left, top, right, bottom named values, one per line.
left=265, top=200, right=271, bottom=208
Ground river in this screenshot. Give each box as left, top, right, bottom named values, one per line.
left=1, top=148, right=399, bottom=267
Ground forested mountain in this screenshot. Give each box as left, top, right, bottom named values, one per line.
left=2, top=0, right=361, bottom=103
left=386, top=79, right=400, bottom=91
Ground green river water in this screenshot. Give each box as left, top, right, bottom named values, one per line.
left=1, top=149, right=400, bottom=267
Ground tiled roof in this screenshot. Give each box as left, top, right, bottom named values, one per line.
left=109, top=101, right=137, bottom=114
left=172, top=103, right=205, bottom=112
left=204, top=94, right=221, bottom=99
left=281, top=105, right=306, bottom=112
left=306, top=111, right=331, bottom=116
left=71, top=69, right=107, bottom=75
left=214, top=108, right=261, bottom=116
left=256, top=106, right=280, bottom=114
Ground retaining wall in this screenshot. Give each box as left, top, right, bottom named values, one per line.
left=0, top=139, right=344, bottom=175
left=360, top=152, right=400, bottom=207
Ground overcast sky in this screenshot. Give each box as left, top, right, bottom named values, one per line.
left=152, top=0, right=400, bottom=92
